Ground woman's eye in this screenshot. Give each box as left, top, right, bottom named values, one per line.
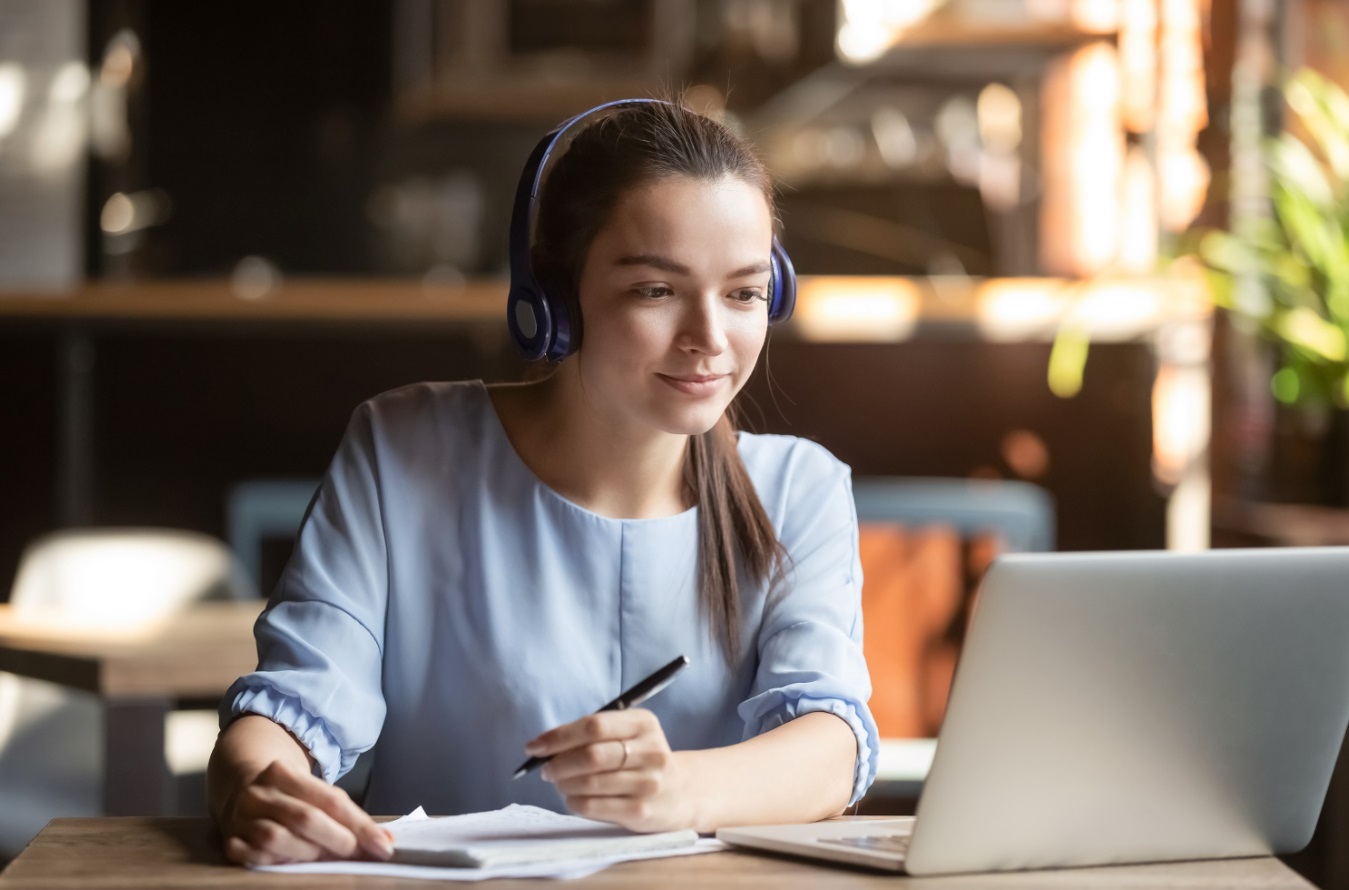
left=633, top=286, right=674, bottom=299
left=730, top=289, right=765, bottom=304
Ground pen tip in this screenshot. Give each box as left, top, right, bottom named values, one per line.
left=512, top=769, right=525, bottom=780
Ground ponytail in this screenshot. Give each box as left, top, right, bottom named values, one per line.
left=688, top=408, right=786, bottom=666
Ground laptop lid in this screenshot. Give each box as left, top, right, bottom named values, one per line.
left=905, top=547, right=1349, bottom=876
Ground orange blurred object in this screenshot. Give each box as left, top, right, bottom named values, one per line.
left=858, top=524, right=1000, bottom=738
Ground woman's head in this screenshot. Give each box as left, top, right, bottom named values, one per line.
left=532, top=100, right=779, bottom=437
left=533, top=100, right=777, bottom=295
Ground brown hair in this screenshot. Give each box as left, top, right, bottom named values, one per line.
left=532, top=98, right=787, bottom=666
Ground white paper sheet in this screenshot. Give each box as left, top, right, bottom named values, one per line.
left=254, top=805, right=728, bottom=881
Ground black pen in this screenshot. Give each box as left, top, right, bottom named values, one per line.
left=511, top=655, right=690, bottom=780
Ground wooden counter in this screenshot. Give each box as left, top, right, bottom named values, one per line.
left=0, top=816, right=1317, bottom=889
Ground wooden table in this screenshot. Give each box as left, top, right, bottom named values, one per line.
left=0, top=817, right=1316, bottom=888
left=0, top=601, right=262, bottom=816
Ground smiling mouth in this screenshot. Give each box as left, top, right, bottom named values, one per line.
left=657, top=373, right=729, bottom=395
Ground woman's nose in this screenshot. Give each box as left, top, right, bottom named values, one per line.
left=680, top=294, right=729, bottom=354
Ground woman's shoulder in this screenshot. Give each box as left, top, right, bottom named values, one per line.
left=343, top=380, right=494, bottom=467
left=354, top=379, right=488, bottom=428
left=736, top=431, right=852, bottom=505
left=737, top=430, right=847, bottom=470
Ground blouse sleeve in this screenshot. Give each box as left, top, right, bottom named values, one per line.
left=737, top=445, right=880, bottom=806
left=219, top=401, right=389, bottom=784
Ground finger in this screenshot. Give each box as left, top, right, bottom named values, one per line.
left=564, top=795, right=656, bottom=832
left=553, top=767, right=662, bottom=798
left=527, top=710, right=650, bottom=758
left=235, top=781, right=362, bottom=859
left=242, top=817, right=324, bottom=863
left=226, top=835, right=293, bottom=868
left=259, top=762, right=394, bottom=859
left=248, top=785, right=363, bottom=859
left=545, top=738, right=632, bottom=782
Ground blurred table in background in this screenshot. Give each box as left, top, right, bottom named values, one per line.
left=0, top=602, right=260, bottom=815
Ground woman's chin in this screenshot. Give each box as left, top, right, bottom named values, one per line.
left=651, top=404, right=731, bottom=437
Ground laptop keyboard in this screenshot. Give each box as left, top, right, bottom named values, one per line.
left=818, top=833, right=912, bottom=857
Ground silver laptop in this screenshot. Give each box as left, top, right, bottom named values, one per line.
left=718, top=547, right=1349, bottom=875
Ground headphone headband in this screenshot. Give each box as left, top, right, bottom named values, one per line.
left=506, top=98, right=795, bottom=362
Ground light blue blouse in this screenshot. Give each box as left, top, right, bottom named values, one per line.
left=222, top=380, right=879, bottom=814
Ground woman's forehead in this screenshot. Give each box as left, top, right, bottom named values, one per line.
left=621, top=173, right=767, bottom=205
left=603, top=176, right=773, bottom=242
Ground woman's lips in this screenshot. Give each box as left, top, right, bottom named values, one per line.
left=657, top=373, right=729, bottom=397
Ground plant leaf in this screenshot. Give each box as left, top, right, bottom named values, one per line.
left=1277, top=306, right=1348, bottom=362
left=1286, top=69, right=1349, bottom=186
left=1048, top=326, right=1090, bottom=399
left=1269, top=133, right=1335, bottom=207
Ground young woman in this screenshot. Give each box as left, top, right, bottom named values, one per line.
left=208, top=98, right=878, bottom=866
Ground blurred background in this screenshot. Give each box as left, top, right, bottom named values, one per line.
left=3, top=0, right=1349, bottom=884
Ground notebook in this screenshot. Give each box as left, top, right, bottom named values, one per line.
left=388, top=804, right=700, bottom=869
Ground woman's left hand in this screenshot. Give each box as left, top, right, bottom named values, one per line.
left=525, top=708, right=697, bottom=832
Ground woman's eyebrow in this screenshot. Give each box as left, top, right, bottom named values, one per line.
left=727, top=261, right=772, bottom=278
left=615, top=254, right=690, bottom=275
left=615, top=254, right=771, bottom=278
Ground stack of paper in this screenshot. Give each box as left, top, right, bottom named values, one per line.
left=255, top=804, right=726, bottom=881
left=390, top=804, right=699, bottom=867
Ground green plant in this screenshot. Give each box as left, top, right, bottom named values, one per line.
left=1196, top=67, right=1349, bottom=409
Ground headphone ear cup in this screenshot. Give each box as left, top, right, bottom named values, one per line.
left=767, top=236, right=796, bottom=324
left=507, top=284, right=553, bottom=362
left=507, top=130, right=558, bottom=360
left=538, top=276, right=575, bottom=361
left=507, top=98, right=659, bottom=362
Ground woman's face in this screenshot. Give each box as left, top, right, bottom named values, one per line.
left=572, top=174, right=774, bottom=438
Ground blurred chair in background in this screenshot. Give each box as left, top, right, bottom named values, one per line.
left=0, top=529, right=256, bottom=857
left=225, top=479, right=319, bottom=595
left=853, top=477, right=1054, bottom=800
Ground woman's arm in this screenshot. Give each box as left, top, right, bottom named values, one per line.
left=208, top=714, right=394, bottom=865
left=677, top=711, right=856, bottom=830
left=526, top=708, right=856, bottom=833
left=212, top=402, right=395, bottom=864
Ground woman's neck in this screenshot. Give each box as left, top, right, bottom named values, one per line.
left=488, top=377, right=692, bottom=520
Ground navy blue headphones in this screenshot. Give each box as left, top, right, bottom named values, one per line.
left=506, top=98, right=796, bottom=362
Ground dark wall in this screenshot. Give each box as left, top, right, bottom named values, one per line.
left=0, top=332, right=60, bottom=598
left=91, top=0, right=392, bottom=277
left=741, top=337, right=1163, bottom=552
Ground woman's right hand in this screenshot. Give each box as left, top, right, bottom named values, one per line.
left=218, top=760, right=395, bottom=866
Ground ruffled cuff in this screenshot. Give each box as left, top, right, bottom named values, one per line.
left=220, top=680, right=350, bottom=784
left=743, top=694, right=878, bottom=807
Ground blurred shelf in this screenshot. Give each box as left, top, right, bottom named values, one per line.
left=876, top=18, right=1112, bottom=52
left=833, top=18, right=1114, bottom=82
left=0, top=275, right=1211, bottom=342
left=0, top=279, right=505, bottom=330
